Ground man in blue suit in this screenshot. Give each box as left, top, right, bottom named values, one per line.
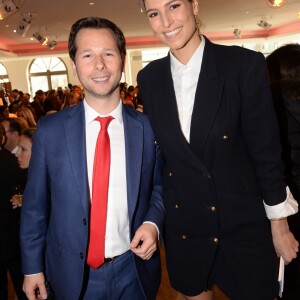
left=20, top=17, right=164, bottom=300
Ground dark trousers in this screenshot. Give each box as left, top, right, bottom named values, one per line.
left=0, top=256, right=27, bottom=300
left=80, top=251, right=145, bottom=300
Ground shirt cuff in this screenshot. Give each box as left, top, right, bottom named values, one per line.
left=264, top=186, right=298, bottom=219
left=143, top=221, right=160, bottom=240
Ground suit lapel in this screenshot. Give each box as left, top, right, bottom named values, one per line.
left=63, top=102, right=89, bottom=214
left=190, top=37, right=224, bottom=155
left=122, top=105, right=143, bottom=223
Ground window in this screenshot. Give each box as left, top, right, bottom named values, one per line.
left=0, top=63, right=10, bottom=105
left=141, top=48, right=169, bottom=68
left=0, top=62, right=9, bottom=82
left=28, top=57, right=68, bottom=94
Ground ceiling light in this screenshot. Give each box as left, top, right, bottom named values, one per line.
left=266, top=0, right=288, bottom=8
left=0, top=0, right=18, bottom=20
left=32, top=32, right=57, bottom=50
left=257, top=19, right=272, bottom=30
left=233, top=29, right=241, bottom=38
left=47, top=40, right=57, bottom=50
left=16, top=18, right=31, bottom=37
left=33, top=32, right=48, bottom=45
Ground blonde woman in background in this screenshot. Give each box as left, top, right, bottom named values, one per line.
left=60, top=91, right=80, bottom=110
left=17, top=107, right=37, bottom=128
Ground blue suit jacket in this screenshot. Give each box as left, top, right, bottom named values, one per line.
left=20, top=102, right=164, bottom=300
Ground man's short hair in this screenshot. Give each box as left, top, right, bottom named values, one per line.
left=1, top=117, right=22, bottom=134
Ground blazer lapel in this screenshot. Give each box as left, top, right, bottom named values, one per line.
left=153, top=54, right=212, bottom=174
left=63, top=102, right=89, bottom=214
left=190, top=37, right=224, bottom=156
left=122, top=105, right=143, bottom=223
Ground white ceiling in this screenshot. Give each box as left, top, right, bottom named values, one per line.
left=0, top=0, right=299, bottom=56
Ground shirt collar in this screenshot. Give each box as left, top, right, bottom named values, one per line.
left=84, top=99, right=123, bottom=126
left=170, top=35, right=205, bottom=73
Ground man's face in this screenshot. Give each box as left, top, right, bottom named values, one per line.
left=71, top=28, right=124, bottom=103
left=11, top=90, right=19, bottom=100
left=0, top=120, right=19, bottom=152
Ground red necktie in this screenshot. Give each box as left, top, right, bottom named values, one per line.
left=87, top=116, right=114, bottom=269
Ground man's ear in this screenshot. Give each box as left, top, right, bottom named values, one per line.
left=71, top=59, right=77, bottom=77
left=1, top=135, right=6, bottom=147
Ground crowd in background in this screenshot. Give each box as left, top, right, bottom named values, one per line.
left=0, top=82, right=142, bottom=128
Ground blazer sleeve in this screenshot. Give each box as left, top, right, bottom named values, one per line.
left=240, top=52, right=287, bottom=206
left=20, top=120, right=49, bottom=275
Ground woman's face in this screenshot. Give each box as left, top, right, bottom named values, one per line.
left=120, top=90, right=126, bottom=100
left=144, top=0, right=199, bottom=54
left=15, top=135, right=32, bottom=169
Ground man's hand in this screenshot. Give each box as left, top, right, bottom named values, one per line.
left=130, top=223, right=158, bottom=260
left=23, top=272, right=47, bottom=300
left=271, top=218, right=299, bottom=264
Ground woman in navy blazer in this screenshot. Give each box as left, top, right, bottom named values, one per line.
left=137, top=0, right=299, bottom=299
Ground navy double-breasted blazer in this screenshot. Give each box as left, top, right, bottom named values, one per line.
left=138, top=37, right=286, bottom=298
left=20, top=102, right=164, bottom=300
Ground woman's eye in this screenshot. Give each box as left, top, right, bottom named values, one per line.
left=148, top=12, right=158, bottom=18
left=170, top=4, right=180, bottom=10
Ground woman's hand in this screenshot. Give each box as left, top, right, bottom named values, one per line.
left=271, top=218, right=299, bottom=264
left=10, top=194, right=23, bottom=209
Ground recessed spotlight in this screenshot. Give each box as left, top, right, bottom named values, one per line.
left=266, top=0, right=288, bottom=8
left=89, top=2, right=95, bottom=5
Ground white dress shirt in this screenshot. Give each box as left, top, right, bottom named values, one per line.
left=84, top=100, right=130, bottom=258
left=169, top=36, right=297, bottom=219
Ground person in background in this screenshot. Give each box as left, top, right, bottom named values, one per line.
left=11, top=128, right=37, bottom=209
left=266, top=43, right=300, bottom=300
left=20, top=93, right=31, bottom=107
left=137, top=0, right=298, bottom=299
left=30, top=90, right=45, bottom=120
left=17, top=107, right=37, bottom=128
left=20, top=16, right=164, bottom=300
left=72, top=85, right=84, bottom=102
left=60, top=91, right=79, bottom=110
left=0, top=106, right=9, bottom=118
left=120, top=89, right=135, bottom=108
left=8, top=89, right=21, bottom=114
left=0, top=124, right=27, bottom=300
left=0, top=117, right=21, bottom=154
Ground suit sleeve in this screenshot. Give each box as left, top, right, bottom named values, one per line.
left=143, top=143, right=164, bottom=237
left=20, top=121, right=49, bottom=275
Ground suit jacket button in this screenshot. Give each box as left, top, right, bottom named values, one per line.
left=154, top=140, right=159, bottom=145
left=169, top=172, right=173, bottom=177
left=80, top=252, right=84, bottom=259
left=222, top=135, right=229, bottom=141
left=182, top=234, right=187, bottom=240
left=210, top=206, right=217, bottom=212
left=83, top=218, right=87, bottom=225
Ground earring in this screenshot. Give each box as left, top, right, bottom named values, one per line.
left=194, top=14, right=201, bottom=34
